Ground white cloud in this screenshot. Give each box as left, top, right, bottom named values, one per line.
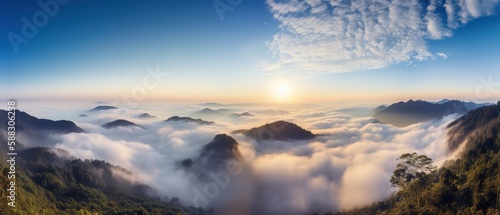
left=263, top=0, right=500, bottom=74
left=235, top=111, right=459, bottom=213
left=437, top=52, right=448, bottom=59
left=20, top=104, right=466, bottom=214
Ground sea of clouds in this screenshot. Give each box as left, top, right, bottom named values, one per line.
left=18, top=102, right=463, bottom=215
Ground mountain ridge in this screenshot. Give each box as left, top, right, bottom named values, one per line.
left=165, top=116, right=214, bottom=125
left=0, top=109, right=85, bottom=134
left=373, top=99, right=490, bottom=127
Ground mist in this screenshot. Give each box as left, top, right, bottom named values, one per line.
left=26, top=103, right=460, bottom=214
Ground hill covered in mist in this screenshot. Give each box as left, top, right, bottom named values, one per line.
left=328, top=102, right=500, bottom=215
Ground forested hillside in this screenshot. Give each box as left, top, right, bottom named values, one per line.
left=323, top=104, right=500, bottom=215
left=0, top=138, right=201, bottom=215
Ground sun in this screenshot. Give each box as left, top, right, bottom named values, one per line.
left=274, top=83, right=290, bottom=102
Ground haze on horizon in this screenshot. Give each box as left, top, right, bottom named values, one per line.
left=1, top=0, right=500, bottom=104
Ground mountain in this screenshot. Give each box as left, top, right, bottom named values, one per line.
left=231, top=112, right=252, bottom=117
left=236, top=120, right=316, bottom=141
left=199, top=134, right=242, bottom=164
left=228, top=112, right=253, bottom=119
left=193, top=108, right=225, bottom=119
left=101, top=119, right=143, bottom=129
left=0, top=110, right=84, bottom=148
left=333, top=102, right=500, bottom=215
left=240, top=112, right=252, bottom=117
left=137, top=113, right=155, bottom=119
left=196, top=108, right=220, bottom=115
left=447, top=102, right=500, bottom=151
left=435, top=98, right=451, bottom=104
left=179, top=134, right=242, bottom=173
left=198, top=108, right=214, bottom=114
left=194, top=108, right=232, bottom=116
left=373, top=99, right=489, bottom=127
left=165, top=116, right=214, bottom=125
left=0, top=145, right=199, bottom=214
left=88, top=105, right=118, bottom=112
left=0, top=110, right=85, bottom=134
left=374, top=105, right=387, bottom=113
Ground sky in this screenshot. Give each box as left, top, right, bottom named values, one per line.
left=1, top=0, right=500, bottom=104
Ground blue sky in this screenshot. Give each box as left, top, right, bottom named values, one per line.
left=1, top=0, right=500, bottom=104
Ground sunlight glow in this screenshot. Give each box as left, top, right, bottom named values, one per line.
left=275, top=83, right=290, bottom=102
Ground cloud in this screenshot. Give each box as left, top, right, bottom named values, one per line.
left=236, top=111, right=459, bottom=214
left=19, top=104, right=464, bottom=214
left=437, top=52, right=448, bottom=59
left=263, top=0, right=499, bottom=74
left=53, top=133, right=154, bottom=171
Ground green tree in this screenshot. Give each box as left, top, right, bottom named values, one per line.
left=390, top=152, right=436, bottom=212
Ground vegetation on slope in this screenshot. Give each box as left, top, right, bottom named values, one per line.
left=321, top=104, right=500, bottom=215
left=0, top=143, right=189, bottom=215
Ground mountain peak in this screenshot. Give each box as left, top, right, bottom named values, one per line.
left=239, top=120, right=315, bottom=141
left=88, top=105, right=118, bottom=112
left=138, top=113, right=155, bottom=119
left=436, top=98, right=451, bottom=104
left=102, top=119, right=142, bottom=129
left=202, top=134, right=239, bottom=151
left=198, top=134, right=242, bottom=167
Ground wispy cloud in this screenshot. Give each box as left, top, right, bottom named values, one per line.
left=437, top=52, right=448, bottom=59
left=264, top=0, right=499, bottom=74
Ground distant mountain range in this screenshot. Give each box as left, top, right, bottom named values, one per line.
left=373, top=99, right=491, bottom=127
left=193, top=108, right=255, bottom=122
left=196, top=108, right=231, bottom=115
left=101, top=119, right=143, bottom=129
left=229, top=112, right=253, bottom=119
left=235, top=120, right=316, bottom=141
left=165, top=116, right=214, bottom=125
